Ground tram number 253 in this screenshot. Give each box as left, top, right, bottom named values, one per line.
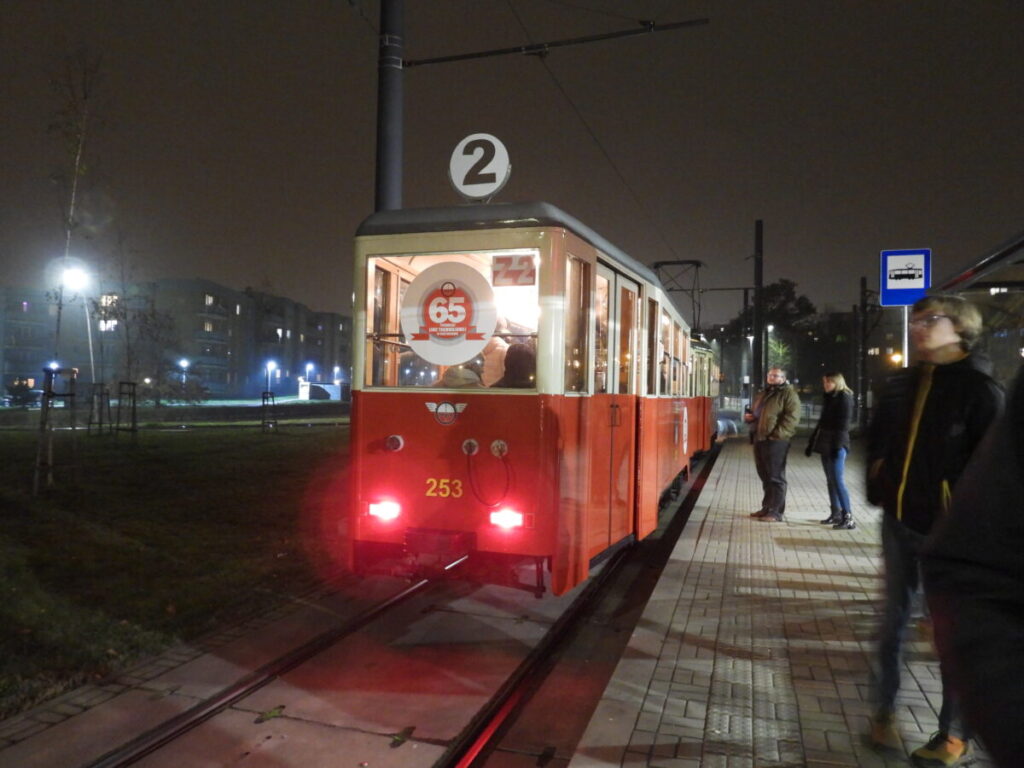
left=425, top=478, right=464, bottom=498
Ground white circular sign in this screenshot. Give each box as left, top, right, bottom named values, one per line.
left=401, top=262, right=498, bottom=365
left=448, top=133, right=511, bottom=200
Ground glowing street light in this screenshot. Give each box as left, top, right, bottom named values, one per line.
left=305, top=362, right=314, bottom=381
left=52, top=262, right=95, bottom=384
left=179, top=358, right=190, bottom=385
left=62, top=266, right=89, bottom=293
left=265, top=360, right=277, bottom=393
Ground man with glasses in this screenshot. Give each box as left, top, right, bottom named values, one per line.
left=866, top=295, right=1002, bottom=766
left=745, top=366, right=800, bottom=522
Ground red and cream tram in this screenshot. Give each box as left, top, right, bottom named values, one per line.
left=348, top=202, right=717, bottom=595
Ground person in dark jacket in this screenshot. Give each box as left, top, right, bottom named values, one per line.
left=921, top=364, right=1024, bottom=768
left=865, top=295, right=1002, bottom=767
left=805, top=371, right=855, bottom=529
left=745, top=366, right=801, bottom=522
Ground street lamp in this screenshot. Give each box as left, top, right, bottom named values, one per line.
left=305, top=362, right=314, bottom=381
left=179, top=358, right=190, bottom=385
left=54, top=263, right=95, bottom=384
left=265, top=360, right=277, bottom=393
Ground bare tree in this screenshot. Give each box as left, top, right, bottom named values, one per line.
left=48, top=48, right=104, bottom=362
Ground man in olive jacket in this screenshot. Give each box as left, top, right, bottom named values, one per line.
left=745, top=366, right=800, bottom=522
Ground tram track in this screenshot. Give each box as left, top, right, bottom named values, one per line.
left=42, top=446, right=718, bottom=768
left=450, top=441, right=721, bottom=768
left=81, top=557, right=467, bottom=768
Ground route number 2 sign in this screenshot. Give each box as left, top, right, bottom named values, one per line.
left=449, top=133, right=511, bottom=201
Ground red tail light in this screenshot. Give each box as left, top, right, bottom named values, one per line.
left=368, top=501, right=401, bottom=521
left=490, top=508, right=524, bottom=529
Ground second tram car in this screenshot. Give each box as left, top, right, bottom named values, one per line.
left=349, top=202, right=718, bottom=595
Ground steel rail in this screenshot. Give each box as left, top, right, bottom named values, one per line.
left=81, top=555, right=468, bottom=768
left=437, top=442, right=722, bottom=768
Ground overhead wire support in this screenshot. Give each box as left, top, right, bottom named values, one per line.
left=653, top=260, right=705, bottom=330
left=403, top=18, right=709, bottom=68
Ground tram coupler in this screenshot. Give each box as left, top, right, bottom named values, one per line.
left=403, top=528, right=474, bottom=577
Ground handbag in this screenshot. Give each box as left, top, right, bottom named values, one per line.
left=811, top=428, right=835, bottom=455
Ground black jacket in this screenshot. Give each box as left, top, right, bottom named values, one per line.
left=809, top=389, right=852, bottom=456
left=866, top=353, right=1002, bottom=535
left=921, top=365, right=1024, bottom=768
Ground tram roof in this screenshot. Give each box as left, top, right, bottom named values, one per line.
left=356, top=201, right=660, bottom=285
left=937, top=226, right=1024, bottom=292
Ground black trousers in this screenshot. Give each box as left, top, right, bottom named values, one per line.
left=753, top=439, right=790, bottom=516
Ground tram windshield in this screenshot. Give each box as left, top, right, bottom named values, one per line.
left=365, top=249, right=540, bottom=389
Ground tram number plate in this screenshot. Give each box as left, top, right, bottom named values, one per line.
left=492, top=254, right=536, bottom=286
left=425, top=478, right=464, bottom=498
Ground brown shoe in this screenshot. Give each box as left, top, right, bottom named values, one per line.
left=870, top=712, right=902, bottom=752
left=749, top=510, right=768, bottom=518
left=757, top=512, right=783, bottom=522
left=910, top=732, right=973, bottom=766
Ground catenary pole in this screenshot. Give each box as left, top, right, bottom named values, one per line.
left=375, top=0, right=403, bottom=212
left=752, top=220, right=764, bottom=389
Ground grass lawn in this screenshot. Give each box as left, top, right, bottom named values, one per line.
left=0, top=425, right=350, bottom=719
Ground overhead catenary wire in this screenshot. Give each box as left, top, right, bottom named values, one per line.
left=496, top=3, right=708, bottom=278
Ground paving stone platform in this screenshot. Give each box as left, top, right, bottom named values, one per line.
left=569, top=436, right=994, bottom=768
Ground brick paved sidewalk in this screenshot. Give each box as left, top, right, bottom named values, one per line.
left=570, top=437, right=994, bottom=768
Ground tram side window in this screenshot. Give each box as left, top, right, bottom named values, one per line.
left=564, top=257, right=589, bottom=393
left=671, top=323, right=684, bottom=396
left=369, top=267, right=394, bottom=386
left=595, top=273, right=610, bottom=394
left=659, top=310, right=671, bottom=395
left=647, top=299, right=658, bottom=395
left=618, top=284, right=638, bottom=394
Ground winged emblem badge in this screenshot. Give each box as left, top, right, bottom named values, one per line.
left=425, top=401, right=467, bottom=425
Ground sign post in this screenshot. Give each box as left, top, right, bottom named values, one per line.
left=880, top=248, right=932, bottom=368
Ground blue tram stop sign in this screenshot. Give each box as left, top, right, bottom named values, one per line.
left=880, top=248, right=931, bottom=306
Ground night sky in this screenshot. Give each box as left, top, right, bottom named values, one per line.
left=2, top=1, right=1023, bottom=326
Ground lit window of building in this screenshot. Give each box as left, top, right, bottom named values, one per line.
left=204, top=321, right=213, bottom=333
left=98, top=319, right=118, bottom=332
left=204, top=293, right=215, bottom=306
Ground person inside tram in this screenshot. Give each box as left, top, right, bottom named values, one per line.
left=492, top=343, right=535, bottom=388
left=435, top=365, right=482, bottom=388
left=481, top=334, right=509, bottom=387
left=804, top=371, right=855, bottom=530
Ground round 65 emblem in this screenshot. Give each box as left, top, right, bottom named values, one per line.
left=401, top=262, right=497, bottom=365
left=449, top=133, right=511, bottom=200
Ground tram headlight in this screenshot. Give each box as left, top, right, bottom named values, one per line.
left=368, top=500, right=401, bottom=521
left=489, top=508, right=524, bottom=529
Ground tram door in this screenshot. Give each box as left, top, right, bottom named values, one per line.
left=590, top=266, right=640, bottom=557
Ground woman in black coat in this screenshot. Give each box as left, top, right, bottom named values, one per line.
left=806, top=371, right=855, bottom=529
